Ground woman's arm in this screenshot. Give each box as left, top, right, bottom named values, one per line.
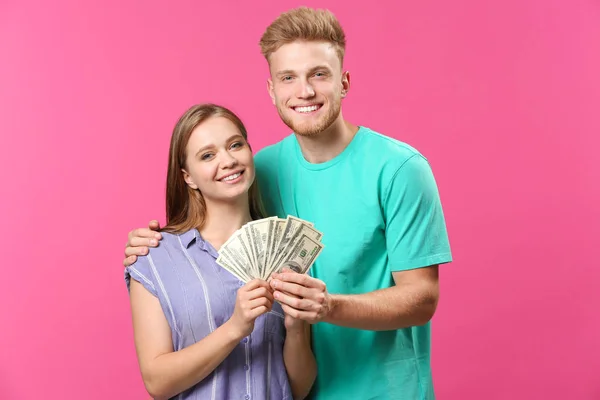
left=283, top=319, right=317, bottom=399
left=129, top=279, right=273, bottom=399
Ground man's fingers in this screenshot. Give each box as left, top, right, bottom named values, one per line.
left=148, top=220, right=162, bottom=234
left=125, top=245, right=149, bottom=257
left=129, top=236, right=159, bottom=248
left=280, top=290, right=300, bottom=299
left=129, top=227, right=161, bottom=242
left=271, top=280, right=311, bottom=298
left=274, top=290, right=312, bottom=310
left=271, top=271, right=325, bottom=290
left=279, top=303, right=314, bottom=321
left=123, top=255, right=138, bottom=267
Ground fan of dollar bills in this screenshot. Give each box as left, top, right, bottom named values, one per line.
left=216, top=215, right=324, bottom=282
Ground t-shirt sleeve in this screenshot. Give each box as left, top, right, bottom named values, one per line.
left=383, top=154, right=453, bottom=271
left=124, top=255, right=158, bottom=297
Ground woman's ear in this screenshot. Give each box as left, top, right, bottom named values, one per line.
left=182, top=169, right=198, bottom=190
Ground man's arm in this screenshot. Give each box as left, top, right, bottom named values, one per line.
left=271, top=265, right=438, bottom=331
left=325, top=266, right=438, bottom=330
left=271, top=153, right=450, bottom=330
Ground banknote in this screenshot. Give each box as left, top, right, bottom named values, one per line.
left=215, top=215, right=324, bottom=282
left=268, top=220, right=323, bottom=278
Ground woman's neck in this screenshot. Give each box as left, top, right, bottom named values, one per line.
left=200, top=197, right=252, bottom=251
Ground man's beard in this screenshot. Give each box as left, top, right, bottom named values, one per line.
left=277, top=101, right=341, bottom=137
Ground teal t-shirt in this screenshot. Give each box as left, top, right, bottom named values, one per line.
left=254, top=126, right=452, bottom=400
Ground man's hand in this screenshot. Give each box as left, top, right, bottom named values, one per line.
left=270, top=268, right=331, bottom=324
left=124, top=220, right=162, bottom=267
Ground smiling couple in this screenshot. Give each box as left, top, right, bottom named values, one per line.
left=122, top=6, right=452, bottom=400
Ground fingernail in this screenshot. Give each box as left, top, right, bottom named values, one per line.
left=274, top=292, right=280, bottom=299
left=155, top=233, right=161, bottom=239
left=150, top=239, right=157, bottom=246
left=272, top=281, right=278, bottom=288
left=142, top=248, right=148, bottom=255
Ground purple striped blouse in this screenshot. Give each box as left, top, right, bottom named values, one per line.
left=125, top=229, right=292, bottom=400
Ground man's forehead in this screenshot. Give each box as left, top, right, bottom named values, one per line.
left=269, top=42, right=340, bottom=73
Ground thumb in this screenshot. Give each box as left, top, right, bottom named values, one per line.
left=149, top=220, right=161, bottom=230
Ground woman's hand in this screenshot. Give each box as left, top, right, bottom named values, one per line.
left=227, top=279, right=274, bottom=339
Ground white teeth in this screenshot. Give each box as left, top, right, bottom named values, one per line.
left=295, top=105, right=319, bottom=113
left=222, top=172, right=241, bottom=182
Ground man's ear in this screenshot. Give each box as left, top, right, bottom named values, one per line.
left=267, top=79, right=276, bottom=105
left=341, top=70, right=350, bottom=98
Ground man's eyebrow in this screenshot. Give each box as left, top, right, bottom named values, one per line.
left=307, top=65, right=332, bottom=74
left=275, top=65, right=332, bottom=78
left=275, top=69, right=296, bottom=78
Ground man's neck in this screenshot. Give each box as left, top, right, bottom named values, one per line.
left=295, top=115, right=359, bottom=164
left=200, top=197, right=252, bottom=250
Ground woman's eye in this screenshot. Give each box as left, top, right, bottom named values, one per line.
left=201, top=153, right=213, bottom=160
left=231, top=141, right=243, bottom=149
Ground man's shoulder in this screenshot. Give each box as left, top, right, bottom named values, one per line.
left=254, top=134, right=296, bottom=180
left=255, top=134, right=294, bottom=164
left=356, top=127, right=430, bottom=178
left=359, top=126, right=424, bottom=161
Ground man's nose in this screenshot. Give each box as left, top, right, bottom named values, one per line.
left=296, top=80, right=315, bottom=99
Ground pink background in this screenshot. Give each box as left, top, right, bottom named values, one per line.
left=1, top=0, right=599, bottom=398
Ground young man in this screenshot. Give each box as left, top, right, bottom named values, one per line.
left=124, top=7, right=452, bottom=400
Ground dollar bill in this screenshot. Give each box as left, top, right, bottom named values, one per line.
left=223, top=231, right=256, bottom=279
left=271, top=216, right=304, bottom=262
left=242, top=224, right=259, bottom=278
left=268, top=219, right=323, bottom=278
left=217, top=216, right=323, bottom=282
left=265, top=218, right=286, bottom=275
left=244, top=217, right=274, bottom=279
left=216, top=252, right=250, bottom=282
left=275, top=233, right=323, bottom=275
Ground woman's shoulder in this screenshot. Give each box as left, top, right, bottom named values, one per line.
left=143, top=229, right=194, bottom=260
left=124, top=230, right=193, bottom=294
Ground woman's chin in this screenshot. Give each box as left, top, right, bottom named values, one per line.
left=210, top=188, right=250, bottom=205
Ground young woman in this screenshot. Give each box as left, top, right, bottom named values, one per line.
left=124, top=104, right=316, bottom=400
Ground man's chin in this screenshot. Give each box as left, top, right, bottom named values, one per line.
left=293, top=126, right=323, bottom=137
left=285, top=118, right=329, bottom=137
